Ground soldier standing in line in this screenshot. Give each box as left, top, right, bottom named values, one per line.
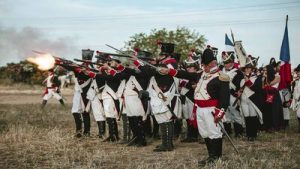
left=57, top=49, right=94, bottom=137
left=220, top=51, right=245, bottom=137
left=131, top=42, right=181, bottom=152
left=159, top=47, right=230, bottom=165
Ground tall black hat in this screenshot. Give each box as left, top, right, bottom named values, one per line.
left=201, top=48, right=216, bottom=65
left=82, top=49, right=94, bottom=61
left=158, top=42, right=175, bottom=56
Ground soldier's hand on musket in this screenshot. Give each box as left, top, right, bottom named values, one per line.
left=158, top=67, right=169, bottom=75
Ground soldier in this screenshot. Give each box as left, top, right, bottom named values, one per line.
left=84, top=51, right=108, bottom=139
left=180, top=51, right=200, bottom=143
left=291, top=64, right=300, bottom=132
left=86, top=56, right=128, bottom=142
left=115, top=49, right=153, bottom=147
left=220, top=51, right=244, bottom=137
left=240, top=56, right=263, bottom=141
left=41, top=68, right=65, bottom=107
left=159, top=47, right=230, bottom=165
left=131, top=42, right=181, bottom=152
left=57, top=49, right=94, bottom=137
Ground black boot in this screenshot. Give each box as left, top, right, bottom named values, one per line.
left=167, top=121, right=174, bottom=150
left=233, top=122, right=244, bottom=138
left=119, top=114, right=130, bottom=144
left=174, top=119, right=182, bottom=139
left=214, top=138, right=223, bottom=158
left=223, top=122, right=232, bottom=135
left=182, top=120, right=198, bottom=143
left=59, top=99, right=65, bottom=106
left=152, top=116, right=160, bottom=139
left=72, top=113, right=82, bottom=138
left=127, top=116, right=138, bottom=146
left=82, top=113, right=90, bottom=137
left=111, top=118, right=119, bottom=142
left=198, top=138, right=214, bottom=166
left=283, top=120, right=289, bottom=129
left=103, top=118, right=113, bottom=142
left=153, top=123, right=168, bottom=152
left=144, top=115, right=152, bottom=137
left=136, top=116, right=147, bottom=147
left=41, top=100, right=47, bottom=108
left=97, top=121, right=106, bottom=139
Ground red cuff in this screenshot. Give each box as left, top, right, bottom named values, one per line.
left=88, top=71, right=96, bottom=78
left=133, top=60, right=141, bottom=68
left=109, top=69, right=116, bottom=76
left=244, top=80, right=253, bottom=87
left=117, top=64, right=125, bottom=72
left=74, top=67, right=81, bottom=73
left=168, top=69, right=177, bottom=77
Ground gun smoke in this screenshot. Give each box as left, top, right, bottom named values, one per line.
left=0, top=25, right=77, bottom=66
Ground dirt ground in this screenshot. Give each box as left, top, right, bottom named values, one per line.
left=0, top=85, right=300, bottom=169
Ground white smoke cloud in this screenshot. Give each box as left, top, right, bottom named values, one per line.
left=0, top=25, right=78, bottom=66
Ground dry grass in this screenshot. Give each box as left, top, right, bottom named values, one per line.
left=0, top=104, right=299, bottom=169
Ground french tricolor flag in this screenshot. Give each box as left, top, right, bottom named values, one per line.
left=225, top=33, right=234, bottom=51
left=278, top=15, right=292, bottom=90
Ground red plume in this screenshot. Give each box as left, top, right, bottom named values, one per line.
left=134, top=47, right=140, bottom=52
left=191, top=48, right=196, bottom=53
left=96, top=50, right=100, bottom=54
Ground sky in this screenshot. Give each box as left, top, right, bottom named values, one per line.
left=0, top=0, right=300, bottom=67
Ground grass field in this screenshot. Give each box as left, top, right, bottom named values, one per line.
left=0, top=103, right=299, bottom=169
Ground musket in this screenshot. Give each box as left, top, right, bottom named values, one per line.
left=105, top=44, right=159, bottom=70
left=74, top=59, right=103, bottom=66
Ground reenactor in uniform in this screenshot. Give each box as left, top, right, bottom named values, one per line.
left=240, top=56, right=263, bottom=141
left=180, top=51, right=200, bottom=142
left=132, top=42, right=181, bottom=152
left=57, top=49, right=94, bottom=137
left=86, top=56, right=128, bottom=142
left=115, top=49, right=153, bottom=147
left=220, top=51, right=244, bottom=137
left=41, top=68, right=65, bottom=107
left=159, top=47, right=230, bottom=165
left=85, top=51, right=108, bottom=138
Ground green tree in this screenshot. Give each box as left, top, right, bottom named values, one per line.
left=123, top=27, right=207, bottom=60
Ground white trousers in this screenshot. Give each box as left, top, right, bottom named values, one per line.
left=241, top=98, right=257, bottom=117
left=154, top=111, right=173, bottom=124
left=279, top=90, right=290, bottom=120
left=71, top=90, right=82, bottom=113
left=124, top=95, right=145, bottom=117
left=43, top=88, right=62, bottom=101
left=182, top=98, right=193, bottom=120
left=196, top=106, right=222, bottom=139
left=103, top=97, right=118, bottom=118
left=224, top=95, right=244, bottom=125
left=90, top=98, right=105, bottom=121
